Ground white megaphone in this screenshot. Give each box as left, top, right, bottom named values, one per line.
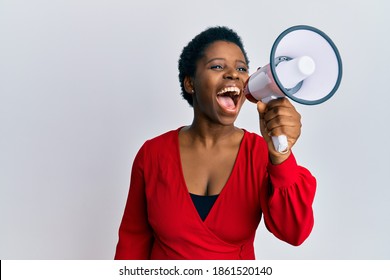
left=244, top=25, right=342, bottom=153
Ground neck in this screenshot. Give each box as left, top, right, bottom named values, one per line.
left=183, top=120, right=239, bottom=148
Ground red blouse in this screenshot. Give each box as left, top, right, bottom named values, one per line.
left=115, top=128, right=316, bottom=260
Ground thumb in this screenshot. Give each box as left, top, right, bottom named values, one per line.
left=256, top=100, right=267, bottom=115
left=256, top=101, right=269, bottom=140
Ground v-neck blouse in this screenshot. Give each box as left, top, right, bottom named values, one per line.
left=115, top=128, right=316, bottom=260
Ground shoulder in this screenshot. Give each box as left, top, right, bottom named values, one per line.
left=133, top=128, right=180, bottom=168
left=242, top=129, right=267, bottom=149
left=138, top=128, right=180, bottom=156
left=145, top=128, right=179, bottom=146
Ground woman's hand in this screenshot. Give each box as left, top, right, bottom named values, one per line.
left=257, top=98, right=302, bottom=165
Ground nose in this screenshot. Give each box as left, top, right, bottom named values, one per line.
left=223, top=67, right=239, bottom=80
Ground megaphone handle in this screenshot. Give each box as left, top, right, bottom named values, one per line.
left=272, top=135, right=289, bottom=154
left=261, top=96, right=289, bottom=154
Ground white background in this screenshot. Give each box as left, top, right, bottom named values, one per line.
left=1, top=0, right=389, bottom=259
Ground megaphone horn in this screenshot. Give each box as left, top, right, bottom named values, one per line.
left=244, top=25, right=343, bottom=153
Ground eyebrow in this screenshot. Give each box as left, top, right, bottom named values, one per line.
left=206, top=58, right=247, bottom=65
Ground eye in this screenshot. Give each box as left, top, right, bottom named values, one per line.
left=237, top=67, right=248, bottom=73
left=210, top=65, right=223, bottom=70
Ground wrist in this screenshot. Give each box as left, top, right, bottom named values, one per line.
left=269, top=150, right=291, bottom=165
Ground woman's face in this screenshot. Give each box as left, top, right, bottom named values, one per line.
left=190, top=41, right=249, bottom=126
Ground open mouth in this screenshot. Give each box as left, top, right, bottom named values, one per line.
left=216, top=86, right=241, bottom=111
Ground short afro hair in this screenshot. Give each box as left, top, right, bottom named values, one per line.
left=178, top=26, right=249, bottom=107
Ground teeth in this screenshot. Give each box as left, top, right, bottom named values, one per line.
left=217, top=86, right=241, bottom=96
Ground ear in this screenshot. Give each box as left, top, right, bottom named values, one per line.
left=183, top=76, right=194, bottom=94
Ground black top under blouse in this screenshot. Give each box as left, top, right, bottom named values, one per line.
left=189, top=193, right=219, bottom=221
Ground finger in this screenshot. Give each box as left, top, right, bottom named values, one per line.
left=256, top=101, right=267, bottom=116
left=267, top=97, right=293, bottom=108
left=268, top=125, right=301, bottom=139
left=256, top=101, right=270, bottom=140
left=264, top=115, right=302, bottom=132
left=263, top=103, right=299, bottom=123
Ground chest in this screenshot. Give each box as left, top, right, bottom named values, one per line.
left=179, top=144, right=240, bottom=196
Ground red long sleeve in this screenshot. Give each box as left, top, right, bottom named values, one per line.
left=114, top=144, right=154, bottom=259
left=261, top=153, right=316, bottom=246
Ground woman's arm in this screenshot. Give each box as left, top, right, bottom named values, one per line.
left=257, top=98, right=316, bottom=245
left=261, top=153, right=316, bottom=246
left=115, top=144, right=154, bottom=259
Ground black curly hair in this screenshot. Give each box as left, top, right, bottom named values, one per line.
left=178, top=26, right=249, bottom=107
